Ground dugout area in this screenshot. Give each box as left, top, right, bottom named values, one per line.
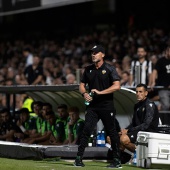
left=26, top=86, right=136, bottom=129
left=0, top=85, right=136, bottom=159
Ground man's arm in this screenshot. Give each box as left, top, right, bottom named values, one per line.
left=147, top=61, right=153, bottom=86
left=148, top=73, right=152, bottom=87
left=79, top=82, right=87, bottom=95
left=0, top=130, right=15, bottom=141
left=79, top=82, right=93, bottom=102
left=27, top=131, right=52, bottom=144
left=129, top=74, right=134, bottom=86
left=151, top=69, right=158, bottom=88
left=31, top=75, right=43, bottom=85
left=91, top=81, right=120, bottom=95
left=20, top=73, right=29, bottom=85
left=129, top=62, right=134, bottom=86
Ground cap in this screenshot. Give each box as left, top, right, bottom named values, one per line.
left=90, top=45, right=105, bottom=54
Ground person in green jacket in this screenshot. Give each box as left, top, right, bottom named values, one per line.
left=45, top=111, right=65, bottom=145
left=14, top=108, right=36, bottom=142
left=23, top=101, right=51, bottom=144
left=64, top=106, right=85, bottom=145
left=56, top=104, right=70, bottom=142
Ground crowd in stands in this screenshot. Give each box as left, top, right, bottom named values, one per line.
left=0, top=27, right=168, bottom=86
left=0, top=27, right=169, bottom=111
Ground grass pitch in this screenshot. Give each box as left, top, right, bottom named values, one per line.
left=0, top=157, right=148, bottom=170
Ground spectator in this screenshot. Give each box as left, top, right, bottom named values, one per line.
left=149, top=54, right=159, bottom=69
left=130, top=46, right=152, bottom=86
left=120, top=71, right=133, bottom=87
left=121, top=55, right=131, bottom=73
left=42, top=57, right=56, bottom=85
left=66, top=73, right=76, bottom=84
left=6, top=67, right=16, bottom=85
left=43, top=69, right=54, bottom=85
left=147, top=54, right=160, bottom=106
left=23, top=47, right=33, bottom=67
left=23, top=54, right=44, bottom=85
left=151, top=46, right=170, bottom=111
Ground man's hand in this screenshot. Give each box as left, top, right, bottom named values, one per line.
left=84, top=92, right=93, bottom=102
left=16, top=119, right=22, bottom=127
left=68, top=119, right=74, bottom=126
left=106, top=136, right=111, bottom=144
left=91, top=89, right=100, bottom=95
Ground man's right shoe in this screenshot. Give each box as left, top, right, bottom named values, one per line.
left=73, top=156, right=85, bottom=167
left=107, top=163, right=122, bottom=169
left=107, top=158, right=122, bottom=169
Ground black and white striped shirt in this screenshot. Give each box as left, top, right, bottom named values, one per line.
left=130, top=60, right=152, bottom=85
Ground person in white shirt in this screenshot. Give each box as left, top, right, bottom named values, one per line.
left=23, top=47, right=33, bottom=67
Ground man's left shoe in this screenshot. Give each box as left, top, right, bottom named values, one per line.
left=73, top=156, right=85, bottom=167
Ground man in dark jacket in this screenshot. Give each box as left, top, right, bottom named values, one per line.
left=120, top=83, right=159, bottom=152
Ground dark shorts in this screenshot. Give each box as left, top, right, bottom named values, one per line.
left=127, top=130, right=139, bottom=143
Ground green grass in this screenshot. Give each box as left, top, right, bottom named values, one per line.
left=0, top=157, right=147, bottom=170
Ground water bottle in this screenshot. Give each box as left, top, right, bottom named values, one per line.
left=96, top=131, right=101, bottom=147
left=100, top=131, right=106, bottom=147
left=105, top=143, right=112, bottom=150
left=88, top=134, right=94, bottom=147
left=133, top=149, right=137, bottom=166
left=84, top=92, right=94, bottom=105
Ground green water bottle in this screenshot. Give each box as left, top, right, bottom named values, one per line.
left=85, top=92, right=94, bottom=105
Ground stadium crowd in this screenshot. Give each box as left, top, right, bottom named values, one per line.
left=0, top=27, right=168, bottom=86
left=0, top=27, right=169, bottom=111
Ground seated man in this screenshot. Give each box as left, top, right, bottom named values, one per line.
left=120, top=83, right=160, bottom=152
left=41, top=102, right=53, bottom=120
left=14, top=108, right=37, bottom=142
left=64, top=106, right=85, bottom=145
left=0, top=108, right=17, bottom=141
left=45, top=111, right=65, bottom=145
left=23, top=101, right=51, bottom=144
left=56, top=104, right=69, bottom=142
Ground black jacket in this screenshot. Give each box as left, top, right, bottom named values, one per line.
left=127, top=98, right=159, bottom=132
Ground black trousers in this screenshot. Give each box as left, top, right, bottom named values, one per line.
left=77, top=109, right=120, bottom=159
